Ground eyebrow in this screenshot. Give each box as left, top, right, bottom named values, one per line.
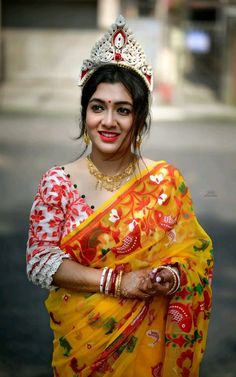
left=89, top=98, right=133, bottom=107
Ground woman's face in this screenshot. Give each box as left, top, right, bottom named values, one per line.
left=85, top=82, right=134, bottom=156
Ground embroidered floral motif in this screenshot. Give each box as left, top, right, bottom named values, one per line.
left=128, top=219, right=138, bottom=231
left=177, top=350, right=194, bottom=377
left=157, top=192, right=168, bottom=205
left=150, top=174, right=164, bottom=185
left=109, top=209, right=121, bottom=223
left=165, top=330, right=202, bottom=348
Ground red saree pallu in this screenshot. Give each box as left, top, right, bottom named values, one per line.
left=45, top=161, right=213, bottom=377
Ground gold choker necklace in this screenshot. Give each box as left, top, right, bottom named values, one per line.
left=86, top=155, right=137, bottom=192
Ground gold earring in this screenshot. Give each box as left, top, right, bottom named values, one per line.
left=83, top=129, right=90, bottom=145
left=136, top=134, right=142, bottom=148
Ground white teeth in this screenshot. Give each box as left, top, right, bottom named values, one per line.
left=100, top=132, right=118, bottom=138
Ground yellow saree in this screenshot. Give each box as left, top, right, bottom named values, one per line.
left=45, top=161, right=213, bottom=377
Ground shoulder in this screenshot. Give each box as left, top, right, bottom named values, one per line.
left=36, top=166, right=74, bottom=204
left=39, top=166, right=69, bottom=187
left=40, top=166, right=66, bottom=178
left=140, top=157, right=173, bottom=172
left=142, top=158, right=187, bottom=187
left=143, top=157, right=182, bottom=174
left=63, top=158, right=87, bottom=176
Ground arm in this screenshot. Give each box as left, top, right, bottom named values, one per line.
left=26, top=168, right=157, bottom=297
left=26, top=167, right=103, bottom=291
left=52, top=259, right=101, bottom=292
left=26, top=167, right=188, bottom=298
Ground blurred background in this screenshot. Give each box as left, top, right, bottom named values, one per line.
left=0, top=0, right=236, bottom=376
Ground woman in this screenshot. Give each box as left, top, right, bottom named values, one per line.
left=27, top=15, right=213, bottom=377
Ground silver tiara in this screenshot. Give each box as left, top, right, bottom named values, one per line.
left=79, top=15, right=153, bottom=91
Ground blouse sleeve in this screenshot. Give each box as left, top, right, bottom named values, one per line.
left=26, top=168, right=72, bottom=289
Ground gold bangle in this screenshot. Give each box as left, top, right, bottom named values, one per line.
left=114, top=271, right=123, bottom=297
left=105, top=268, right=113, bottom=295
left=153, top=265, right=178, bottom=295
left=166, top=266, right=180, bottom=295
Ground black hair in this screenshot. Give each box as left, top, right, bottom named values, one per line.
left=78, top=64, right=151, bottom=156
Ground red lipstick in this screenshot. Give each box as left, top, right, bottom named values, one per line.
left=98, top=131, right=120, bottom=142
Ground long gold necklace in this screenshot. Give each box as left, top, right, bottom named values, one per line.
left=86, top=154, right=137, bottom=192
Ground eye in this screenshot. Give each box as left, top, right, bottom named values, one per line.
left=117, top=107, right=132, bottom=115
left=91, top=104, right=104, bottom=112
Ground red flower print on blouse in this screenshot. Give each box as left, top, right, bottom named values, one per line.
left=31, top=210, right=45, bottom=223
left=48, top=217, right=63, bottom=229
left=26, top=167, right=93, bottom=284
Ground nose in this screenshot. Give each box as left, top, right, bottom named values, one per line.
left=101, top=109, right=116, bottom=128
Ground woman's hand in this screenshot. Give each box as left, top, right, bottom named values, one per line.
left=120, top=270, right=153, bottom=300
left=149, top=267, right=176, bottom=296
left=120, top=267, right=176, bottom=300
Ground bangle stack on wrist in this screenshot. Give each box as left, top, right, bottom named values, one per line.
left=99, top=267, right=123, bottom=297
left=153, top=265, right=180, bottom=295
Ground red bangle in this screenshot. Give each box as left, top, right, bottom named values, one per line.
left=109, top=270, right=118, bottom=296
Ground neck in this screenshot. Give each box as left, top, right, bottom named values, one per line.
left=89, top=149, right=135, bottom=176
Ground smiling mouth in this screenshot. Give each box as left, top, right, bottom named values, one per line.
left=98, top=131, right=120, bottom=138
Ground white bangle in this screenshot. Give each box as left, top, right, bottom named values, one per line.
left=100, top=267, right=108, bottom=293
left=105, top=268, right=113, bottom=295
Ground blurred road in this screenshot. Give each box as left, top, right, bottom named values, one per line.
left=0, top=111, right=236, bottom=377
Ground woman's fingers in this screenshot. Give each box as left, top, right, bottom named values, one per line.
left=121, top=268, right=175, bottom=299
left=154, top=281, right=171, bottom=295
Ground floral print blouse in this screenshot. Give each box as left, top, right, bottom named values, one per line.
left=26, top=167, right=94, bottom=289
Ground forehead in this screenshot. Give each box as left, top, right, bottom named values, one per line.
left=91, top=82, right=132, bottom=103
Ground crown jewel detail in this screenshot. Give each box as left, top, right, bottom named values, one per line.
left=79, top=15, right=153, bottom=91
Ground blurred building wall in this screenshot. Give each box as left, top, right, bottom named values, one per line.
left=0, top=0, right=122, bottom=111
left=1, top=0, right=236, bottom=111
left=1, top=0, right=160, bottom=111
left=181, top=1, right=236, bottom=105
left=221, top=6, right=236, bottom=105
left=155, top=0, right=236, bottom=105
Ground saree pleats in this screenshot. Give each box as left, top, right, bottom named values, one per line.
left=45, top=161, right=213, bottom=377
